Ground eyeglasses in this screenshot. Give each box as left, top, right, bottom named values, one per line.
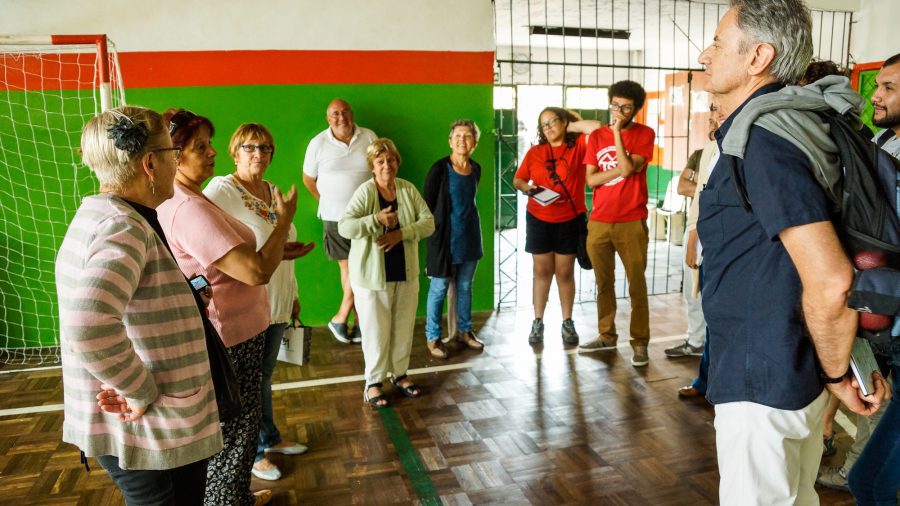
left=540, top=118, right=560, bottom=131
left=168, top=109, right=197, bottom=135
left=609, top=103, right=635, bottom=113
left=240, top=144, right=275, bottom=155
left=328, top=110, right=352, bottom=119
left=150, top=147, right=182, bottom=158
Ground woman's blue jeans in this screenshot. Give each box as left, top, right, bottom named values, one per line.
left=848, top=361, right=900, bottom=505
left=257, top=322, right=287, bottom=462
left=425, top=260, right=477, bottom=342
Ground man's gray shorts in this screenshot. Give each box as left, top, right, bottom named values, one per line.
left=322, top=220, right=351, bottom=261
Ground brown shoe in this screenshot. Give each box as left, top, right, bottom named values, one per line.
left=253, top=489, right=272, bottom=506
left=677, top=385, right=701, bottom=397
left=427, top=339, right=449, bottom=359
left=457, top=330, right=484, bottom=350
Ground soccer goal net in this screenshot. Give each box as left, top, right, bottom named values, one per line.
left=0, top=35, right=126, bottom=366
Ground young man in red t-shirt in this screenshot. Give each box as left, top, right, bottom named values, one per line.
left=579, top=80, right=656, bottom=367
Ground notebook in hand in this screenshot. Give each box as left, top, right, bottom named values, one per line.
left=528, top=186, right=560, bottom=206
left=849, top=337, right=879, bottom=397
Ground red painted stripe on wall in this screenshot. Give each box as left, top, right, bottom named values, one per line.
left=119, top=50, right=494, bottom=87
left=1, top=52, right=101, bottom=92
left=1, top=50, right=494, bottom=91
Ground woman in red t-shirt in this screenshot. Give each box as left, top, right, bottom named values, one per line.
left=513, top=107, right=598, bottom=347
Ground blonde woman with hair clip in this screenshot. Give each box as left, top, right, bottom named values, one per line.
left=58, top=105, right=222, bottom=505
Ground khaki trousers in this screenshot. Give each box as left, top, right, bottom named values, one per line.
left=353, top=278, right=420, bottom=386
left=586, top=219, right=650, bottom=347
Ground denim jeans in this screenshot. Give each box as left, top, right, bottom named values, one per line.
left=97, top=454, right=208, bottom=506
left=848, top=361, right=900, bottom=505
left=689, top=268, right=709, bottom=395
left=690, top=331, right=710, bottom=395
left=256, top=322, right=287, bottom=462
left=425, top=260, right=477, bottom=342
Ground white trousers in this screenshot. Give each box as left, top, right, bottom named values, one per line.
left=715, top=390, right=828, bottom=506
left=353, top=278, right=420, bottom=386
left=682, top=229, right=705, bottom=348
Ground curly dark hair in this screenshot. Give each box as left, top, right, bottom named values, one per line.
left=799, top=60, right=848, bottom=86
left=608, top=80, right=647, bottom=112
left=536, top=107, right=580, bottom=147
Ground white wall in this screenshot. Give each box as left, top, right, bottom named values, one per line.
left=850, top=0, right=900, bottom=62
left=0, top=0, right=494, bottom=52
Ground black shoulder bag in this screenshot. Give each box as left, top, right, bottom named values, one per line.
left=546, top=144, right=592, bottom=270
left=201, top=315, right=243, bottom=422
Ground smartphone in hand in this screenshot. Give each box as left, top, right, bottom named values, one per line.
left=189, top=274, right=210, bottom=293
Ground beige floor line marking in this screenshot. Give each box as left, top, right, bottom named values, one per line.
left=0, top=334, right=684, bottom=416
left=0, top=365, right=62, bottom=375
left=10, top=332, right=856, bottom=440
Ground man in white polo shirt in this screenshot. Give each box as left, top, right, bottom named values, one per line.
left=302, top=98, right=377, bottom=344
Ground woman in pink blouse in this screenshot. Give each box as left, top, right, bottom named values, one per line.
left=157, top=109, right=297, bottom=506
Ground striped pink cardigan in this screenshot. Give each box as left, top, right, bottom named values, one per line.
left=56, top=195, right=222, bottom=470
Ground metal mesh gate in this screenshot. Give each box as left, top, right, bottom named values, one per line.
left=493, top=0, right=853, bottom=308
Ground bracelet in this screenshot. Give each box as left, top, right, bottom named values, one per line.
left=820, top=369, right=847, bottom=384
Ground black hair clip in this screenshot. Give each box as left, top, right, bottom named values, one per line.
left=107, top=116, right=149, bottom=154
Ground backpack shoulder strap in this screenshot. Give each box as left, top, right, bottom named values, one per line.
left=875, top=131, right=895, bottom=149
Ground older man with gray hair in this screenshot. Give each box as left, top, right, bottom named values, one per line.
left=696, top=1, right=889, bottom=504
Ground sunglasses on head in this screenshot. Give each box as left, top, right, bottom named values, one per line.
left=168, top=109, right=197, bottom=136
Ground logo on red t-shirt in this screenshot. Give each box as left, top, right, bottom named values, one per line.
left=594, top=146, right=623, bottom=186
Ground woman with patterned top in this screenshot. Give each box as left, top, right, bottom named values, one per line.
left=204, top=123, right=315, bottom=483
left=157, top=109, right=299, bottom=506
left=57, top=105, right=222, bottom=505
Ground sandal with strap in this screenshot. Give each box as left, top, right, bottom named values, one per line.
left=364, top=383, right=390, bottom=409
left=391, top=374, right=422, bottom=398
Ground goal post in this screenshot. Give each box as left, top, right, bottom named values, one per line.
left=0, top=34, right=126, bottom=365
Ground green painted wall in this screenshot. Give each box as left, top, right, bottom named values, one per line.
left=1, top=83, right=494, bottom=347
left=858, top=69, right=880, bottom=134
left=0, top=89, right=99, bottom=348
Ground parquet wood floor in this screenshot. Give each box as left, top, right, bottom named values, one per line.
left=0, top=294, right=859, bottom=505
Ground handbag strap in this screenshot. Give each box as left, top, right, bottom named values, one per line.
left=545, top=143, right=581, bottom=220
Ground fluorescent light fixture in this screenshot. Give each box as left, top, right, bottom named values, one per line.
left=529, top=26, right=630, bottom=40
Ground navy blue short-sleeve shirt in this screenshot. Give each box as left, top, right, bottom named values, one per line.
left=698, top=84, right=831, bottom=410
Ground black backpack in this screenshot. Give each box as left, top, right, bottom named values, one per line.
left=728, top=111, right=900, bottom=344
